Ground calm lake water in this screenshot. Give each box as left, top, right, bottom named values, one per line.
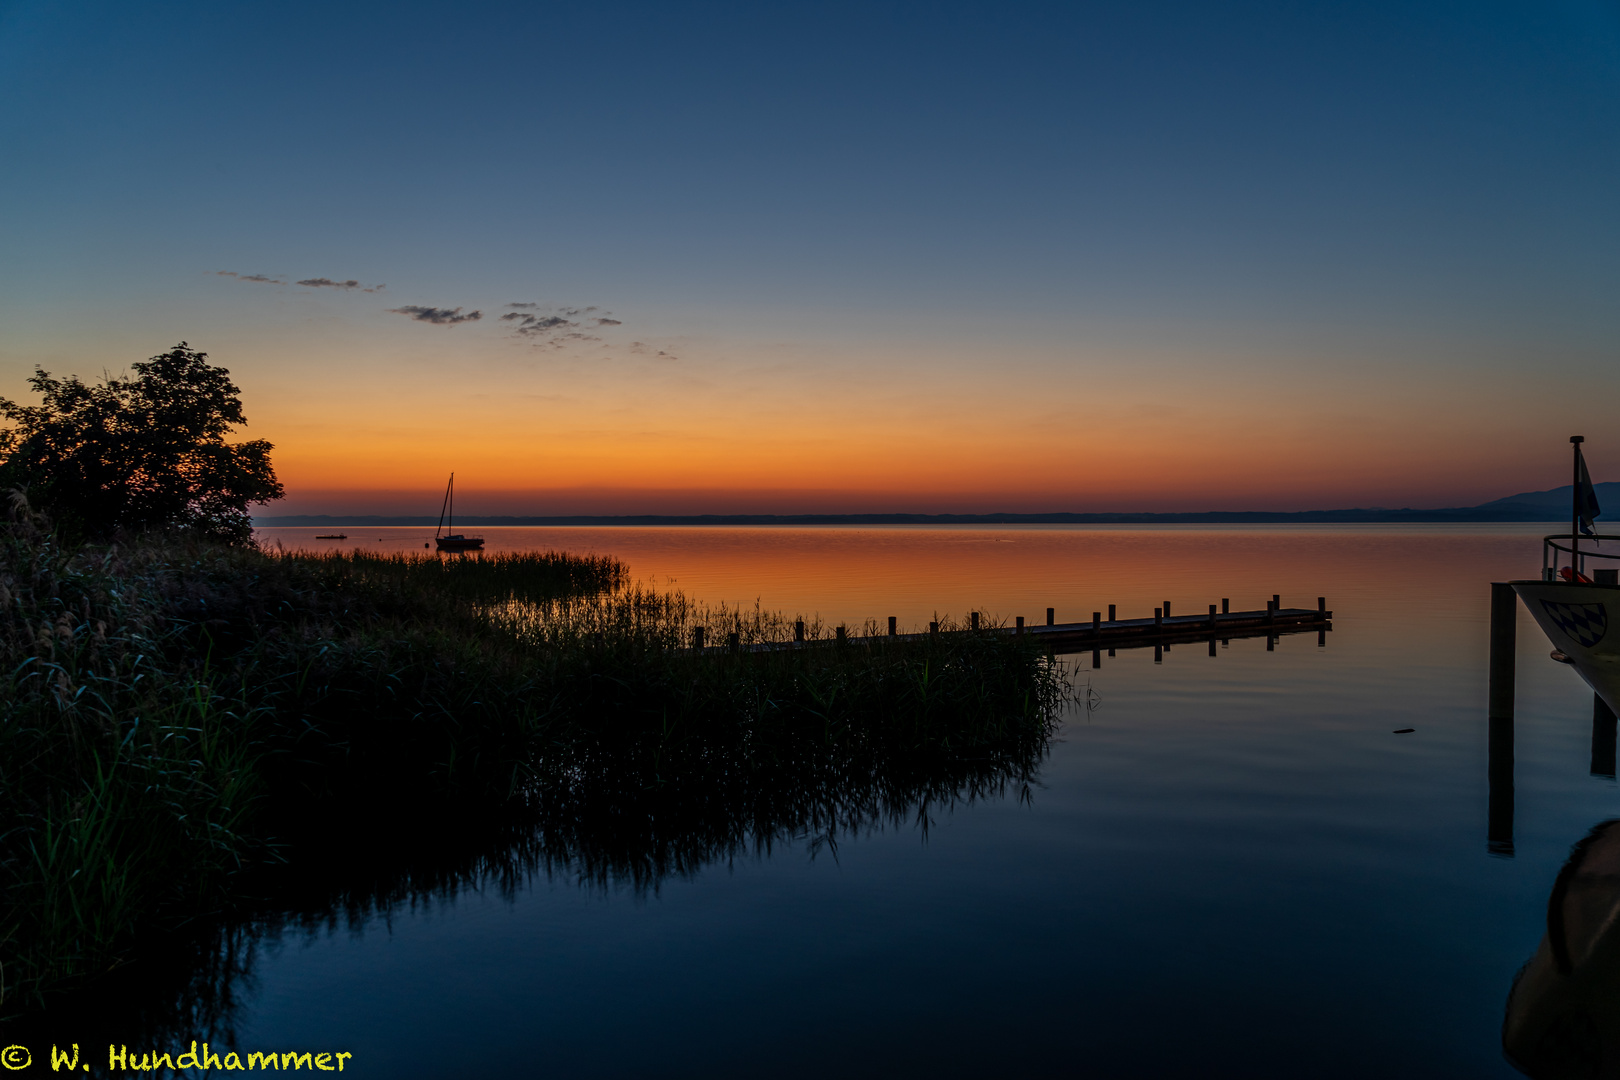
left=60, top=526, right=1620, bottom=1075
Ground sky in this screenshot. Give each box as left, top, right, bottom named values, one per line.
left=1, top=0, right=1618, bottom=516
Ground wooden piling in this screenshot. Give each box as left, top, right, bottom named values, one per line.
left=1046, top=607, right=1055, bottom=626
left=971, top=611, right=980, bottom=631
left=1108, top=604, right=1116, bottom=621
left=794, top=619, right=804, bottom=643
left=1222, top=598, right=1229, bottom=614
left=1154, top=607, right=1162, bottom=628
left=835, top=625, right=847, bottom=643
left=1163, top=600, right=1172, bottom=618
left=1092, top=611, right=1101, bottom=633
left=1016, top=616, right=1024, bottom=634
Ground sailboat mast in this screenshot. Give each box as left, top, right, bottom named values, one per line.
left=436, top=474, right=452, bottom=539
left=449, top=472, right=454, bottom=535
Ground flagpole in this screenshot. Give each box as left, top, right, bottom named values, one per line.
left=1573, top=435, right=1585, bottom=576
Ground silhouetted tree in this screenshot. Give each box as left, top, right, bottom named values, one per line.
left=0, top=343, right=283, bottom=541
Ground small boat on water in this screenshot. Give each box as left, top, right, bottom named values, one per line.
left=434, top=473, right=484, bottom=553
left=1511, top=436, right=1620, bottom=713
left=314, top=534, right=347, bottom=540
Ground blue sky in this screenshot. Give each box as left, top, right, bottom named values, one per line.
left=2, top=0, right=1618, bottom=513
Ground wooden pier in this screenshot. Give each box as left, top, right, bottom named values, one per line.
left=698, top=598, right=1333, bottom=655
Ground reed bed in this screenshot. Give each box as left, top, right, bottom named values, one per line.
left=1, top=515, right=1069, bottom=1012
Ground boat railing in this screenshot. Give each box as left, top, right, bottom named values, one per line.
left=1542, top=533, right=1620, bottom=581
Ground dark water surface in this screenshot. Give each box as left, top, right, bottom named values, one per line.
left=125, top=528, right=1620, bottom=1073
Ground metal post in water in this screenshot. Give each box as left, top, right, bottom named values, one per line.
left=1593, top=694, right=1618, bottom=779
left=1488, top=583, right=1516, bottom=720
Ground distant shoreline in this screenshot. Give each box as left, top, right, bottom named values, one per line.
left=255, top=510, right=1574, bottom=527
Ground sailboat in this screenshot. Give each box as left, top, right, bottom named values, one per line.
left=434, top=473, right=484, bottom=552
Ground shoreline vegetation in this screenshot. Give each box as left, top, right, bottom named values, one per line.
left=0, top=503, right=1070, bottom=1017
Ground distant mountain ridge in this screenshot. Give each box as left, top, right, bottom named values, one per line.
left=255, top=483, right=1620, bottom=528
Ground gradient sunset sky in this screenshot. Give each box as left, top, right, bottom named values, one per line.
left=2, top=1, right=1617, bottom=515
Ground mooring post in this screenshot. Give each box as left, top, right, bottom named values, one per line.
left=1318, top=596, right=1326, bottom=616
left=1488, top=583, right=1516, bottom=721
left=971, top=611, right=980, bottom=631
left=1046, top=607, right=1054, bottom=626
left=1272, top=594, right=1280, bottom=608
left=1154, top=607, right=1162, bottom=628
left=794, top=619, right=804, bottom=643
left=1108, top=604, right=1116, bottom=622
left=888, top=616, right=897, bottom=637
left=1593, top=694, right=1617, bottom=779
left=1092, top=611, right=1101, bottom=634
left=1208, top=603, right=1217, bottom=628
left=1221, top=598, right=1229, bottom=614
left=1016, top=616, right=1024, bottom=634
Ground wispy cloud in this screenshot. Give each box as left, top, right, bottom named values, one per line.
left=501, top=301, right=626, bottom=345
left=217, top=271, right=285, bottom=284
left=297, top=277, right=386, bottom=293
left=389, top=305, right=483, bottom=325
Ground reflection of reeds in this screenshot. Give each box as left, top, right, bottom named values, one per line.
left=1, top=520, right=1068, bottom=1016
